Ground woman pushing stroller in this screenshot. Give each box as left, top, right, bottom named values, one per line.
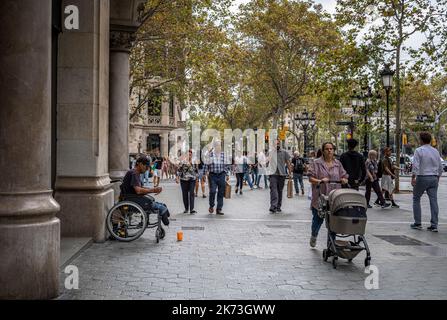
left=307, top=142, right=348, bottom=248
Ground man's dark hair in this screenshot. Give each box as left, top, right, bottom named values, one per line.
left=136, top=155, right=151, bottom=166
left=420, top=132, right=432, bottom=144
left=347, top=138, right=358, bottom=150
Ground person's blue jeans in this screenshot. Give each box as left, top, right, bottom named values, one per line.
left=244, top=172, right=253, bottom=189
left=209, top=172, right=226, bottom=210
left=293, top=173, right=304, bottom=193
left=256, top=174, right=268, bottom=188
left=251, top=168, right=258, bottom=187
left=311, top=207, right=324, bottom=237
left=413, top=175, right=439, bottom=227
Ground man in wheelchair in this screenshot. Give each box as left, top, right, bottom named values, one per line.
left=120, top=155, right=170, bottom=226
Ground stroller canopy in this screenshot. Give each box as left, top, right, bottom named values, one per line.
left=328, top=189, right=367, bottom=214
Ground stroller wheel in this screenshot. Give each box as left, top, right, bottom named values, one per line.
left=323, top=249, right=329, bottom=262
left=332, top=257, right=338, bottom=269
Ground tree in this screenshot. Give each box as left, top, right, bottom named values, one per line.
left=237, top=0, right=352, bottom=129
left=129, top=0, right=233, bottom=121
left=336, top=0, right=447, bottom=191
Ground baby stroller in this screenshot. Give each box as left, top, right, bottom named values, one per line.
left=317, top=181, right=371, bottom=269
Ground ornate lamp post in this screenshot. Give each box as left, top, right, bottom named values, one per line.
left=295, top=110, right=316, bottom=158
left=380, top=64, right=395, bottom=147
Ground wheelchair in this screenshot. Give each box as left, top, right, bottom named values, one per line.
left=106, top=194, right=166, bottom=243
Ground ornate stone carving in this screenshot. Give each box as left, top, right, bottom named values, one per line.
left=110, top=30, right=136, bottom=52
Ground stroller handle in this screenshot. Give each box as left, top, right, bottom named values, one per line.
left=318, top=180, right=342, bottom=185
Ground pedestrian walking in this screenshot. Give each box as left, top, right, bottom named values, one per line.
left=234, top=154, right=246, bottom=195
left=380, top=147, right=400, bottom=208
left=410, top=132, right=443, bottom=232
left=203, top=141, right=231, bottom=215
left=195, top=157, right=207, bottom=198
left=176, top=150, right=198, bottom=214
left=291, top=151, right=306, bottom=195
left=256, top=151, right=269, bottom=188
left=251, top=158, right=259, bottom=188
left=307, top=142, right=349, bottom=247
left=267, top=139, right=293, bottom=213
left=340, top=139, right=366, bottom=190
left=161, top=157, right=169, bottom=180
left=365, top=150, right=390, bottom=209
left=242, top=152, right=254, bottom=190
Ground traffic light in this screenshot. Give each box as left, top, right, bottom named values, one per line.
left=279, top=129, right=286, bottom=141
left=402, top=133, right=407, bottom=145
left=432, top=137, right=437, bottom=147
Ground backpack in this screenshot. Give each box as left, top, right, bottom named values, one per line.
left=294, top=158, right=304, bottom=173
left=377, top=159, right=383, bottom=179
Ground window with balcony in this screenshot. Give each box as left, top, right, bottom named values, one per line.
left=147, top=89, right=162, bottom=116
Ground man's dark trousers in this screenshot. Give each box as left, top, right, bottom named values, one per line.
left=209, top=172, right=226, bottom=210
left=269, top=175, right=286, bottom=210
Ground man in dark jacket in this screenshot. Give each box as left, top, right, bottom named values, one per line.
left=340, top=139, right=366, bottom=190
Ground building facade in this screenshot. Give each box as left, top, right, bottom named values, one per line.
left=0, top=0, right=147, bottom=299
left=129, top=88, right=186, bottom=158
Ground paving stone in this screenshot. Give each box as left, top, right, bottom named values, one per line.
left=59, top=180, right=447, bottom=300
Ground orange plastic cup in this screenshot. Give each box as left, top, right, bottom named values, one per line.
left=177, top=231, right=183, bottom=241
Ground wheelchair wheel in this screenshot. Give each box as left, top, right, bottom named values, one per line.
left=106, top=201, right=147, bottom=242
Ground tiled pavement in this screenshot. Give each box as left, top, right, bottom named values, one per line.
left=57, top=175, right=447, bottom=300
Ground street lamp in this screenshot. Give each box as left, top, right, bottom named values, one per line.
left=359, top=87, right=374, bottom=158
left=380, top=64, right=395, bottom=147
left=295, top=110, right=316, bottom=158
left=350, top=93, right=358, bottom=138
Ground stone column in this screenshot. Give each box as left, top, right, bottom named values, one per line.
left=0, top=0, right=60, bottom=299
left=55, top=0, right=114, bottom=242
left=109, top=30, right=134, bottom=182
left=161, top=132, right=170, bottom=157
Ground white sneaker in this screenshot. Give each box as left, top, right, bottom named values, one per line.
left=310, top=236, right=317, bottom=248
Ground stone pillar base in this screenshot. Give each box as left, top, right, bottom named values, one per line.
left=55, top=176, right=114, bottom=242
left=0, top=218, right=60, bottom=299
left=0, top=192, right=60, bottom=300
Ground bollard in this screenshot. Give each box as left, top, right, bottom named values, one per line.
left=177, top=231, right=183, bottom=241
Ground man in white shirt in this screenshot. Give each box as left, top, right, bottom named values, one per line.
left=410, top=132, right=443, bottom=232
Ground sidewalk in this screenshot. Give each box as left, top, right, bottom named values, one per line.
left=57, top=178, right=447, bottom=300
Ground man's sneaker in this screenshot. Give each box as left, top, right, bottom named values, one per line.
left=269, top=208, right=276, bottom=214
left=235, top=188, right=238, bottom=194
left=190, top=210, right=197, bottom=215
left=391, top=203, right=400, bottom=208
left=374, top=201, right=381, bottom=208
left=276, top=208, right=282, bottom=213
left=410, top=223, right=422, bottom=230
left=381, top=203, right=391, bottom=209
left=367, top=204, right=372, bottom=209
left=208, top=207, right=214, bottom=214
left=161, top=214, right=169, bottom=226
left=216, top=210, right=224, bottom=215
left=310, top=236, right=317, bottom=248
left=427, top=226, right=438, bottom=232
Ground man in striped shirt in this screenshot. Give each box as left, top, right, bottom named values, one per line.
left=203, top=142, right=231, bottom=215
